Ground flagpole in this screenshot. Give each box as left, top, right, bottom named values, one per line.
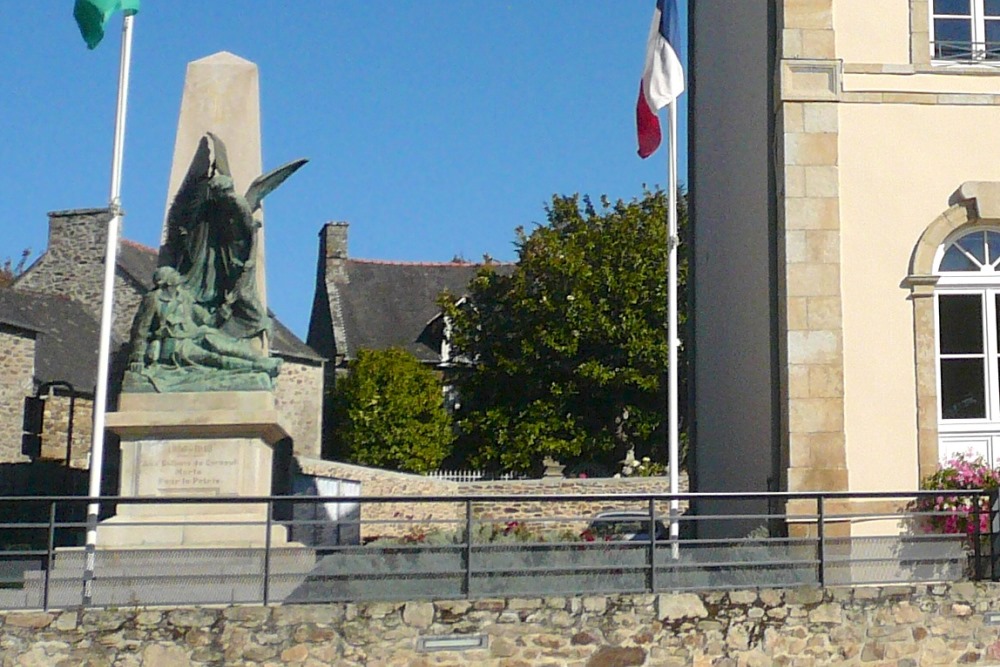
left=83, top=10, right=135, bottom=605
left=667, top=99, right=680, bottom=558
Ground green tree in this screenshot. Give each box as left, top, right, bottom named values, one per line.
left=443, top=189, right=687, bottom=474
left=0, top=249, right=30, bottom=287
left=332, top=348, right=455, bottom=473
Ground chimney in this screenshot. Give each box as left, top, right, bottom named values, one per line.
left=46, top=208, right=113, bottom=262
left=308, top=221, right=350, bottom=359
left=321, top=222, right=349, bottom=285
left=324, top=221, right=348, bottom=260
left=15, top=208, right=114, bottom=318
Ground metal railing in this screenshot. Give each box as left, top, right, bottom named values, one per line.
left=0, top=489, right=992, bottom=610
left=932, top=40, right=1000, bottom=62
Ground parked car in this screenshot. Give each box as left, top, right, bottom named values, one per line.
left=585, top=511, right=669, bottom=542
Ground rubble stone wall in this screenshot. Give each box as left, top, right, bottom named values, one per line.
left=39, top=394, right=93, bottom=469
left=295, top=458, right=690, bottom=540
left=15, top=209, right=141, bottom=342
left=0, top=326, right=35, bottom=464
left=3, top=583, right=1000, bottom=665
left=274, top=359, right=324, bottom=459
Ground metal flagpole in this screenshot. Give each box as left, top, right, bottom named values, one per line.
left=83, top=11, right=136, bottom=606
left=667, top=99, right=680, bottom=559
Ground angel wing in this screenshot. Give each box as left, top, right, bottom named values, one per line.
left=244, top=158, right=308, bottom=213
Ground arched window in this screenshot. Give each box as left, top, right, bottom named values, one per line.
left=935, top=227, right=1000, bottom=460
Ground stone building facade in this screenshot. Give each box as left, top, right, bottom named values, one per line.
left=15, top=208, right=150, bottom=343
left=0, top=286, right=106, bottom=481
left=689, top=0, right=1000, bottom=534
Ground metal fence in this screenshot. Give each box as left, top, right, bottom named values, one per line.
left=0, top=490, right=992, bottom=611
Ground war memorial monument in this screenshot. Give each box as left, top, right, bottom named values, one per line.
left=100, top=52, right=307, bottom=549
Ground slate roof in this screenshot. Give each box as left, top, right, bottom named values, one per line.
left=324, top=259, right=512, bottom=364
left=270, top=313, right=323, bottom=361
left=118, top=240, right=159, bottom=290
left=117, top=240, right=322, bottom=362
left=0, top=288, right=108, bottom=393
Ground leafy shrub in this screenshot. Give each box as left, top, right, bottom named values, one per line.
left=332, top=348, right=455, bottom=473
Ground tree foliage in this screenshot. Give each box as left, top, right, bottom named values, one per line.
left=443, top=189, right=688, bottom=474
left=0, top=250, right=30, bottom=288
left=332, top=348, right=455, bottom=473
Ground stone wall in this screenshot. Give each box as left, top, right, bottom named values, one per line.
left=295, top=458, right=690, bottom=540
left=295, top=458, right=464, bottom=538
left=15, top=209, right=141, bottom=342
left=4, top=583, right=1000, bottom=665
left=0, top=326, right=35, bottom=464
left=463, top=477, right=691, bottom=537
left=274, top=359, right=324, bottom=459
left=39, top=394, right=94, bottom=469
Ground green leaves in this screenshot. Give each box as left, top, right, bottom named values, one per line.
left=332, top=348, right=455, bottom=473
left=447, top=189, right=688, bottom=474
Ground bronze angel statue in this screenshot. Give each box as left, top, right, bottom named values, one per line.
left=160, top=132, right=307, bottom=340
left=124, top=133, right=306, bottom=393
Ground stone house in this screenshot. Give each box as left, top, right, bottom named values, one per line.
left=308, top=222, right=505, bottom=371
left=307, top=222, right=511, bottom=455
left=689, top=0, right=1000, bottom=533
left=1, top=207, right=325, bottom=492
left=0, top=289, right=100, bottom=475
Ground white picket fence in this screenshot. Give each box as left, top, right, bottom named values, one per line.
left=423, top=470, right=525, bottom=482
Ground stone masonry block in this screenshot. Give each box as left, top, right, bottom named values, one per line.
left=790, top=432, right=847, bottom=468
left=787, top=296, right=809, bottom=330
left=804, top=166, right=839, bottom=198
left=784, top=103, right=805, bottom=132
left=803, top=103, right=838, bottom=133
left=785, top=230, right=807, bottom=263
left=786, top=166, right=807, bottom=198
left=801, top=29, right=836, bottom=59
left=808, top=364, right=844, bottom=398
left=806, top=295, right=842, bottom=329
left=787, top=466, right=849, bottom=492
left=783, top=28, right=804, bottom=58
left=784, top=197, right=839, bottom=230
left=803, top=229, right=840, bottom=263
left=785, top=133, right=838, bottom=166
left=788, top=397, right=844, bottom=433
left=788, top=364, right=810, bottom=399
left=786, top=262, right=840, bottom=296
left=882, top=92, right=938, bottom=105
left=784, top=0, right=833, bottom=30
left=787, top=330, right=841, bottom=365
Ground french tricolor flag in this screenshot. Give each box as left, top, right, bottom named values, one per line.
left=637, top=0, right=685, bottom=159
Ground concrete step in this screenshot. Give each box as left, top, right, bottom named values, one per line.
left=13, top=547, right=316, bottom=609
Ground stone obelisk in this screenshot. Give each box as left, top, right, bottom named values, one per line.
left=162, top=51, right=268, bottom=324
left=101, top=52, right=295, bottom=550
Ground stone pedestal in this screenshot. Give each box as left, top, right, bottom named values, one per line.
left=101, top=391, right=297, bottom=549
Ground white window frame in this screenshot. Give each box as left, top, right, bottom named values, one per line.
left=934, top=230, right=1000, bottom=438
left=929, top=0, right=1000, bottom=62
left=934, top=289, right=997, bottom=425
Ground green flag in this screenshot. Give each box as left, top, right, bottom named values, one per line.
left=74, top=0, right=140, bottom=49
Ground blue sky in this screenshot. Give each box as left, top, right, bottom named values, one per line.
left=1, top=2, right=688, bottom=338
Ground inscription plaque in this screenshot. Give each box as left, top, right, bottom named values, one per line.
left=137, top=440, right=242, bottom=496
